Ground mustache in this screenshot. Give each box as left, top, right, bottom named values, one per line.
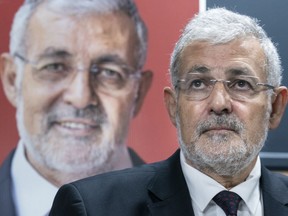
left=47, top=104, right=107, bottom=125
left=196, top=114, right=244, bottom=134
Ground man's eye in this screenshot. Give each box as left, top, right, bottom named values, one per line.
left=230, top=79, right=254, bottom=90
left=98, top=68, right=124, bottom=81
left=34, top=63, right=70, bottom=82
left=41, top=63, right=67, bottom=73
left=187, top=79, right=206, bottom=90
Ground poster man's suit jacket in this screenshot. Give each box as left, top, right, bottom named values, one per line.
left=0, top=148, right=144, bottom=216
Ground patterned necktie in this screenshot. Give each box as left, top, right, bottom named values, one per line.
left=213, top=190, right=242, bottom=216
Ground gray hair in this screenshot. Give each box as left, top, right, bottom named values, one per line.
left=170, top=8, right=282, bottom=88
left=10, top=0, right=147, bottom=70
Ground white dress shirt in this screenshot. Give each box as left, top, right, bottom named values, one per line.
left=180, top=151, right=263, bottom=216
left=11, top=141, right=58, bottom=216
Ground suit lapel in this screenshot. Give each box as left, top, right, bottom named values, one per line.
left=146, top=150, right=195, bottom=216
left=261, top=166, right=288, bottom=216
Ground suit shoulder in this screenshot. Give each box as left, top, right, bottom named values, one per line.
left=71, top=150, right=180, bottom=193
left=51, top=165, right=157, bottom=216
left=261, top=165, right=288, bottom=190
left=73, top=161, right=163, bottom=191
left=51, top=161, right=170, bottom=215
left=273, top=172, right=288, bottom=186
left=0, top=149, right=16, bottom=216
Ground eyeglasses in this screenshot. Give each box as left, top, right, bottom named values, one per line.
left=175, top=73, right=275, bottom=101
left=14, top=52, right=141, bottom=93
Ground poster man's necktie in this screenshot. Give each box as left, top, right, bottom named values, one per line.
left=213, top=190, right=242, bottom=216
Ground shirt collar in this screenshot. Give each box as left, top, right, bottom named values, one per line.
left=11, top=140, right=58, bottom=216
left=180, top=150, right=261, bottom=214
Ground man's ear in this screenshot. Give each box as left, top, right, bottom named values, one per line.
left=132, top=70, right=153, bottom=117
left=164, top=87, right=177, bottom=127
left=269, top=86, right=288, bottom=129
left=0, top=53, right=19, bottom=107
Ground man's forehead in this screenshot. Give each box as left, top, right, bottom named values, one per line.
left=28, top=0, right=125, bottom=18
left=28, top=3, right=133, bottom=32
left=178, top=38, right=266, bottom=78
left=183, top=38, right=263, bottom=54
left=26, top=5, right=134, bottom=46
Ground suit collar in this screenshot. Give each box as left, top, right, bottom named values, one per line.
left=261, top=166, right=288, bottom=215
left=146, top=150, right=195, bottom=216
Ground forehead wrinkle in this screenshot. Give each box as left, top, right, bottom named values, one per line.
left=72, top=12, right=137, bottom=66
left=225, top=67, right=254, bottom=77
left=187, top=64, right=210, bottom=74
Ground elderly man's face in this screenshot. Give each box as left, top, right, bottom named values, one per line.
left=164, top=38, right=285, bottom=176
left=9, top=6, right=150, bottom=177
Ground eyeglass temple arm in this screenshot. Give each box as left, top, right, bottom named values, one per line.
left=257, top=83, right=275, bottom=90
left=14, top=53, right=27, bottom=63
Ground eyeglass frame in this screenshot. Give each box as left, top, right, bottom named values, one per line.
left=13, top=52, right=142, bottom=93
left=175, top=72, right=275, bottom=101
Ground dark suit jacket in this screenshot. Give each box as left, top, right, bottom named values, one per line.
left=0, top=150, right=16, bottom=216
left=49, top=149, right=288, bottom=216
left=0, top=147, right=144, bottom=216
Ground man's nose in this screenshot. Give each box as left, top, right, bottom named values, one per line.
left=207, top=82, right=233, bottom=115
left=62, top=71, right=98, bottom=109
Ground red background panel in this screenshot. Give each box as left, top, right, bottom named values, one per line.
left=0, top=0, right=199, bottom=163
left=0, top=0, right=22, bottom=164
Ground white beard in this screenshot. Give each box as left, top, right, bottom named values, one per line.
left=176, top=111, right=269, bottom=176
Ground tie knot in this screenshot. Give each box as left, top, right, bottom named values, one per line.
left=213, top=191, right=242, bottom=216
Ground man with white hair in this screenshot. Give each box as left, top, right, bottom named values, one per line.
left=0, top=0, right=152, bottom=215
left=50, top=8, right=288, bottom=216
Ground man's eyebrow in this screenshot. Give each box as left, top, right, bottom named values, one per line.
left=187, top=65, right=210, bottom=74
left=92, top=55, right=127, bottom=65
left=37, top=47, right=72, bottom=60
